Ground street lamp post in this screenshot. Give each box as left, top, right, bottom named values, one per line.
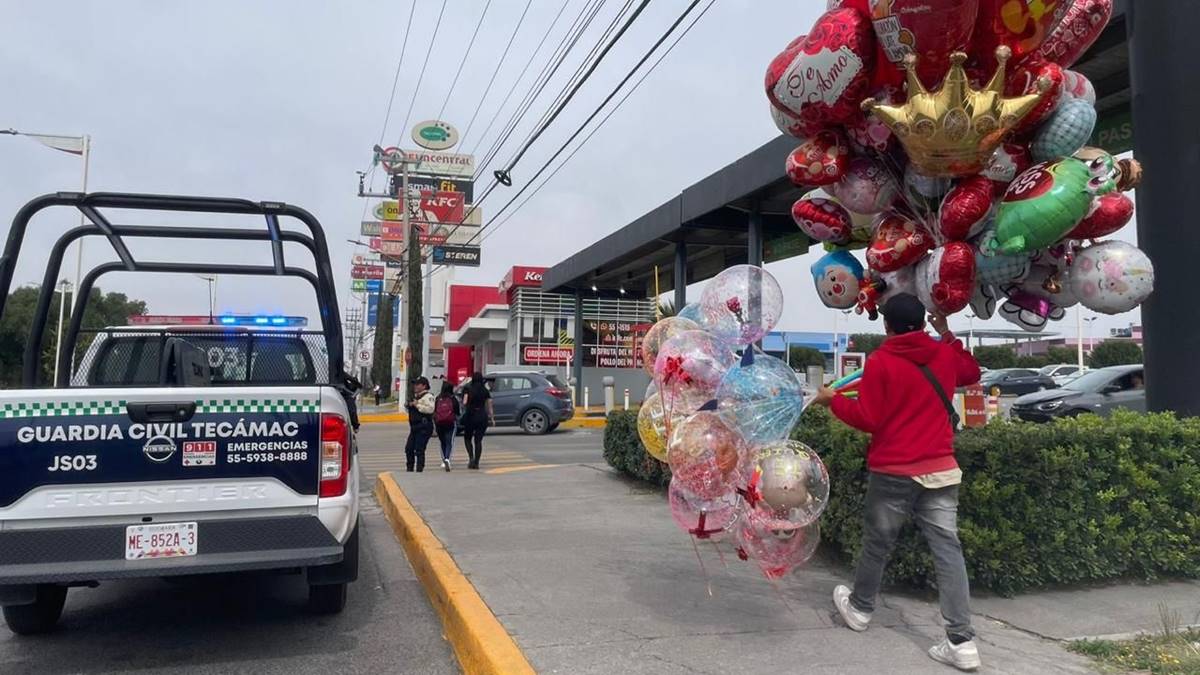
left=53, top=280, right=72, bottom=385
left=1083, top=316, right=1098, bottom=360
left=965, top=312, right=976, bottom=354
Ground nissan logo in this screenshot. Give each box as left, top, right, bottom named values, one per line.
left=143, top=435, right=177, bottom=463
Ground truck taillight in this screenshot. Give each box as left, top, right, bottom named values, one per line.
left=320, top=414, right=350, bottom=498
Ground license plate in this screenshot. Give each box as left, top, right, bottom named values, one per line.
left=125, top=522, right=198, bottom=560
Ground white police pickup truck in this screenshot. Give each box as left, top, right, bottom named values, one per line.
left=0, top=193, right=361, bottom=634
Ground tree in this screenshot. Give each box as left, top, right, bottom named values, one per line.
left=787, top=345, right=826, bottom=369
left=1045, top=346, right=1078, bottom=365
left=370, top=292, right=394, bottom=396
left=406, top=220, right=423, bottom=400
left=656, top=300, right=676, bottom=319
left=848, top=333, right=886, bottom=355
left=974, top=345, right=1017, bottom=370
left=1088, top=340, right=1143, bottom=368
left=0, top=285, right=147, bottom=387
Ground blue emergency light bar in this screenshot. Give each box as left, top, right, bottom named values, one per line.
left=216, top=315, right=308, bottom=327
left=127, top=314, right=309, bottom=327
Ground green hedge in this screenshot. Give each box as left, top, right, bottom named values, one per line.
left=603, top=410, right=671, bottom=487
left=605, top=406, right=1200, bottom=596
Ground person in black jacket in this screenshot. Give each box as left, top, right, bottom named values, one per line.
left=404, top=376, right=435, bottom=472
left=433, top=381, right=462, bottom=472
left=461, top=372, right=494, bottom=470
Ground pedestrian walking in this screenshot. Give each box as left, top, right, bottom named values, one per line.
left=812, top=293, right=983, bottom=671
left=433, top=381, right=461, bottom=472
left=460, top=372, right=494, bottom=470
left=404, top=376, right=435, bottom=472
left=373, top=384, right=382, bottom=406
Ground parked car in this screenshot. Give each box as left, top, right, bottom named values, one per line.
left=1010, top=365, right=1145, bottom=422
left=979, top=368, right=1058, bottom=396
left=456, top=371, right=574, bottom=434
left=1039, top=363, right=1087, bottom=386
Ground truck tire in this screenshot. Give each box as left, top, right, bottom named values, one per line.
left=307, top=582, right=347, bottom=614
left=521, top=408, right=550, bottom=435
left=3, top=585, right=67, bottom=635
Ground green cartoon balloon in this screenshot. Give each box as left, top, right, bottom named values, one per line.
left=987, top=153, right=1118, bottom=256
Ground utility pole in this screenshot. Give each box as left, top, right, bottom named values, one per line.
left=405, top=156, right=423, bottom=403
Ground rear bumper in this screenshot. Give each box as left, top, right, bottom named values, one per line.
left=0, top=515, right=341, bottom=586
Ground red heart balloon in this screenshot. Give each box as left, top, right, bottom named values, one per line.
left=1040, top=0, right=1113, bottom=67
left=917, top=242, right=977, bottom=314
left=785, top=131, right=851, bottom=187
left=1006, top=57, right=1065, bottom=136
left=973, top=0, right=1066, bottom=70
left=866, top=211, right=933, bottom=273
left=939, top=175, right=996, bottom=241
left=982, top=143, right=1033, bottom=196
left=868, top=0, right=980, bottom=89
left=1067, top=191, right=1133, bottom=240
left=792, top=196, right=854, bottom=244
left=765, top=8, right=875, bottom=131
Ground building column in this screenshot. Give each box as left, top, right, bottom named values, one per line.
left=673, top=241, right=687, bottom=312
left=573, top=291, right=584, bottom=407
left=1128, top=3, right=1200, bottom=415
left=747, top=205, right=763, bottom=267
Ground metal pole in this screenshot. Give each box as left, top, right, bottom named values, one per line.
left=573, top=292, right=584, bottom=406
left=831, top=312, right=839, bottom=381
left=1075, top=306, right=1084, bottom=368
left=400, top=160, right=411, bottom=405
left=52, top=280, right=68, bottom=385
left=673, top=241, right=687, bottom=312
left=1129, top=1, right=1200, bottom=414
left=73, top=136, right=90, bottom=307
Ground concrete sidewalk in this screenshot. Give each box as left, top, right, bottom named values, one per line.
left=388, top=458, right=1200, bottom=674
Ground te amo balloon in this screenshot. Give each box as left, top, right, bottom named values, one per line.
left=765, top=8, right=876, bottom=131
left=982, top=142, right=1034, bottom=196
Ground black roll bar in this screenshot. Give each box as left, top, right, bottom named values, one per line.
left=0, top=192, right=344, bottom=388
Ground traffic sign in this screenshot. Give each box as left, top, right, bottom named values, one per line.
left=432, top=244, right=481, bottom=267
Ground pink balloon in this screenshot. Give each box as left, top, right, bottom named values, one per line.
left=668, top=480, right=740, bottom=542
left=668, top=411, right=748, bottom=501
left=828, top=157, right=899, bottom=215
left=736, top=509, right=821, bottom=579
left=654, top=330, right=737, bottom=415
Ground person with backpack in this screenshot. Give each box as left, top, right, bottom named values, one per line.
left=812, top=293, right=982, bottom=671
left=404, top=376, right=436, bottom=472
left=460, top=372, right=494, bottom=470
left=433, top=381, right=462, bottom=472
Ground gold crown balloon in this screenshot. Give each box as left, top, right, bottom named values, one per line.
left=862, top=47, right=1050, bottom=178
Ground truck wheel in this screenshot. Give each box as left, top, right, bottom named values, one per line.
left=521, top=408, right=550, bottom=435
left=308, top=582, right=347, bottom=614
left=3, top=585, right=67, bottom=635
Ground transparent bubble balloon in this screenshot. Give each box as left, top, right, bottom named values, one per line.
left=677, top=302, right=704, bottom=324
left=717, top=351, right=805, bottom=446
left=654, top=330, right=737, bottom=414
left=748, top=440, right=830, bottom=530
left=736, top=509, right=821, bottom=579
left=667, top=410, right=747, bottom=501
left=668, top=479, right=741, bottom=542
left=698, top=265, right=784, bottom=346
left=641, top=317, right=701, bottom=376
left=637, top=392, right=682, bottom=463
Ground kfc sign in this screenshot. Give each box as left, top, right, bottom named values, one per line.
left=499, top=265, right=549, bottom=300
left=418, top=191, right=465, bottom=224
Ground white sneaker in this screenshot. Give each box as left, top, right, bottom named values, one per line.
left=832, top=585, right=870, bottom=632
left=928, top=638, right=981, bottom=671
left=442, top=458, right=451, bottom=472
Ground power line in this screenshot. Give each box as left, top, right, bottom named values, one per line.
left=436, top=0, right=494, bottom=121
left=457, top=0, right=535, bottom=149
left=398, top=0, right=450, bottom=143
left=462, top=0, right=577, bottom=157
left=472, top=0, right=606, bottom=182
left=376, top=0, right=418, bottom=148
left=426, top=0, right=716, bottom=278
left=493, top=0, right=652, bottom=185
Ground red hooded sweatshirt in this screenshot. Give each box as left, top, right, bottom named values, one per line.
left=830, top=330, right=981, bottom=476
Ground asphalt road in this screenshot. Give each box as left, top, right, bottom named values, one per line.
left=0, top=499, right=457, bottom=675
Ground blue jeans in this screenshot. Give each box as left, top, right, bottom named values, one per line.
left=850, top=472, right=975, bottom=642
left=436, top=423, right=456, bottom=461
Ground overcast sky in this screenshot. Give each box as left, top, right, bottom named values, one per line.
left=0, top=0, right=1140, bottom=343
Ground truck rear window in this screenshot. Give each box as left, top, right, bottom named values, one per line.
left=81, top=332, right=324, bottom=386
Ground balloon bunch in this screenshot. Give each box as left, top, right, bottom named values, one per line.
left=639, top=266, right=831, bottom=580
left=770, top=0, right=1152, bottom=332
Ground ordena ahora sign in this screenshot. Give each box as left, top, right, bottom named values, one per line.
left=522, top=346, right=573, bottom=364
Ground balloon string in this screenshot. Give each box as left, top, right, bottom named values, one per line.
left=766, top=575, right=801, bottom=619
left=710, top=539, right=730, bottom=571
left=689, top=534, right=713, bottom=597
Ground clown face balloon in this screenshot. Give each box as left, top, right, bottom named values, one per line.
left=1068, top=241, right=1155, bottom=314
left=811, top=250, right=865, bottom=310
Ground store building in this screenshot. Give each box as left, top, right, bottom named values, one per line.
left=444, top=266, right=656, bottom=400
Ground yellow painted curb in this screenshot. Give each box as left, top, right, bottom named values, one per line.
left=559, top=417, right=606, bottom=429
left=360, top=412, right=408, bottom=423
left=374, top=473, right=536, bottom=675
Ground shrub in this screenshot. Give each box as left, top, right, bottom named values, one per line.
left=603, top=410, right=670, bottom=487
left=604, top=404, right=1200, bottom=596
left=1089, top=339, right=1143, bottom=368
